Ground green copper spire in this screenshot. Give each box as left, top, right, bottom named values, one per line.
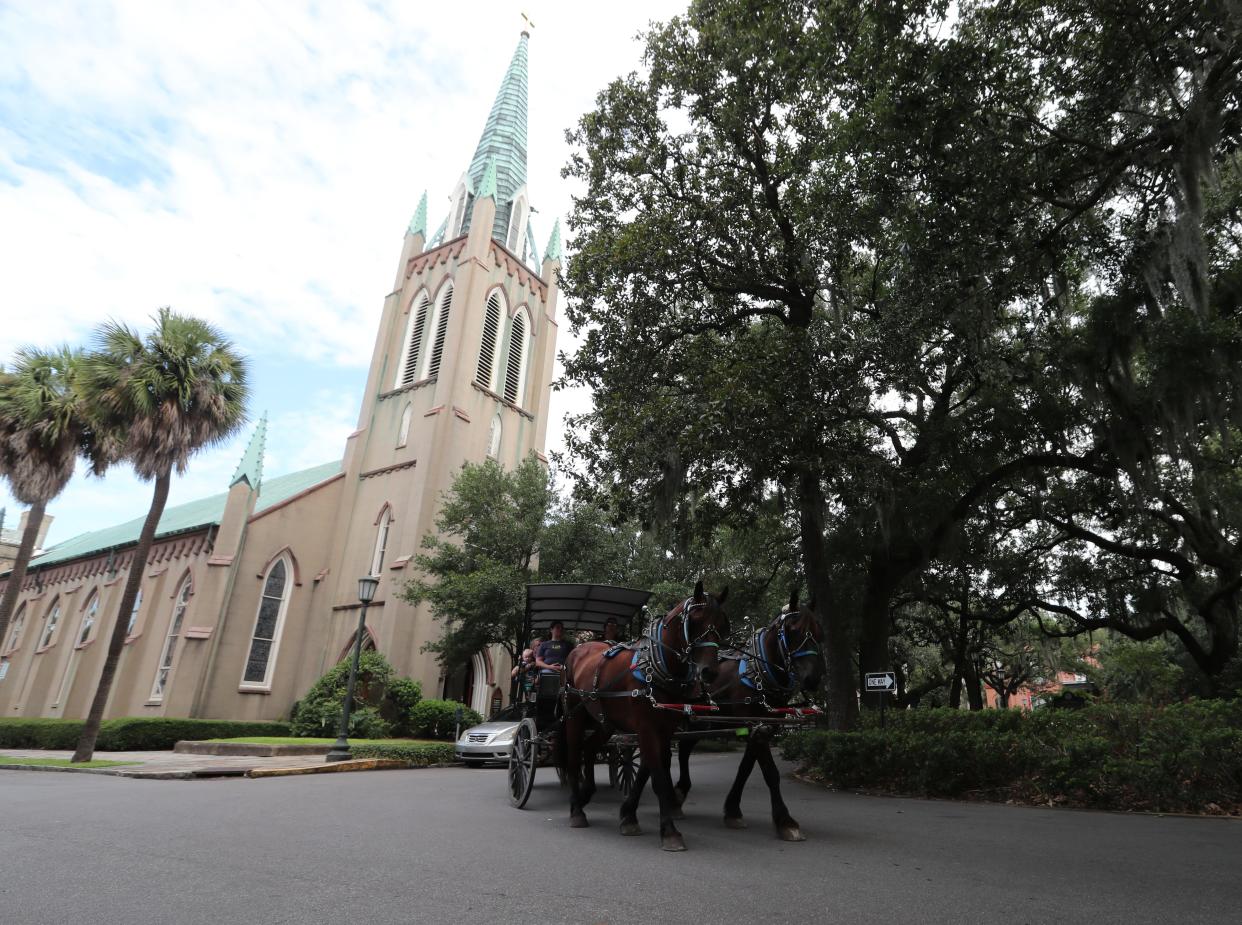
left=230, top=414, right=267, bottom=490
left=407, top=191, right=428, bottom=238
left=544, top=218, right=562, bottom=262
left=478, top=157, right=498, bottom=201
left=464, top=32, right=529, bottom=241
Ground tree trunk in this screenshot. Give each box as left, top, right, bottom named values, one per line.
left=0, top=498, right=46, bottom=649
left=948, top=612, right=969, bottom=709
left=798, top=470, right=856, bottom=731
left=72, top=471, right=171, bottom=763
left=858, top=565, right=895, bottom=710
left=963, top=656, right=984, bottom=710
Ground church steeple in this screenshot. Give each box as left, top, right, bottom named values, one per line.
left=229, top=415, right=267, bottom=490
left=458, top=32, right=531, bottom=252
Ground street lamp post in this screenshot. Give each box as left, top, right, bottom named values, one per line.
left=326, top=576, right=380, bottom=763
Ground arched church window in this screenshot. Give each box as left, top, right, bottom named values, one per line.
left=242, top=557, right=291, bottom=688
left=150, top=575, right=192, bottom=701
left=371, top=508, right=392, bottom=577
left=397, top=404, right=412, bottom=448
left=38, top=597, right=62, bottom=649
left=127, top=589, right=143, bottom=636
left=422, top=282, right=454, bottom=381
left=77, top=591, right=99, bottom=646
left=4, top=603, right=26, bottom=653
left=487, top=413, right=502, bottom=459
left=477, top=289, right=505, bottom=390
left=54, top=591, right=99, bottom=707
left=507, top=195, right=527, bottom=253
left=397, top=291, right=431, bottom=388
left=504, top=308, right=530, bottom=405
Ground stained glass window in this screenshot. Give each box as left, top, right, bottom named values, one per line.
left=151, top=576, right=192, bottom=700
left=242, top=558, right=288, bottom=686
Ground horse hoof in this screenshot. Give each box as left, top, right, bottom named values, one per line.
left=661, top=834, right=687, bottom=852
left=620, top=822, right=643, bottom=836
left=724, top=816, right=747, bottom=830
left=778, top=825, right=806, bottom=842
left=570, top=815, right=590, bottom=829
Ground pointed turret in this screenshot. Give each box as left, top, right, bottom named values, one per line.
left=408, top=192, right=428, bottom=239
left=544, top=219, right=562, bottom=264
left=477, top=157, right=498, bottom=201
left=230, top=415, right=267, bottom=490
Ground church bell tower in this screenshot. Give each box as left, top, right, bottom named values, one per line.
left=321, top=30, right=562, bottom=708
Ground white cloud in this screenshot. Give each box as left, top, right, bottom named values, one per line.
left=0, top=0, right=684, bottom=545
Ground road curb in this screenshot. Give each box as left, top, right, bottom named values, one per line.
left=247, top=758, right=408, bottom=778
left=0, top=762, right=136, bottom=776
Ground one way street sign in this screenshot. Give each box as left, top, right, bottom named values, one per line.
left=865, top=671, right=896, bottom=691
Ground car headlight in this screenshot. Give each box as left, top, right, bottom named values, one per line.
left=491, top=730, right=516, bottom=745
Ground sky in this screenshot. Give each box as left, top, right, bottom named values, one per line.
left=0, top=0, right=686, bottom=548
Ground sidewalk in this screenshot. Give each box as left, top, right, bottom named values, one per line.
left=0, top=748, right=377, bottom=779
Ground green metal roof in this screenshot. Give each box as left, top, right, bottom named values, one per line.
left=25, top=460, right=342, bottom=572
left=462, top=33, right=529, bottom=242
left=477, top=157, right=498, bottom=200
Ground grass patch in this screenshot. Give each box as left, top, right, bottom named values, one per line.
left=1, top=757, right=139, bottom=768
left=205, top=736, right=441, bottom=746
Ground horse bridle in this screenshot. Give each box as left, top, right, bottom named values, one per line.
left=749, top=609, right=820, bottom=696
left=641, top=597, right=724, bottom=689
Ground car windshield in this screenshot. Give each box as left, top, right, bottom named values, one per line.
left=490, top=704, right=523, bottom=722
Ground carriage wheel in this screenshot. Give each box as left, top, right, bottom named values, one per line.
left=610, top=743, right=639, bottom=796
left=508, top=719, right=538, bottom=808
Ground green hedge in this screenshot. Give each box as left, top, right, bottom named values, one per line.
left=781, top=701, right=1242, bottom=814
left=409, top=699, right=482, bottom=740
left=352, top=742, right=456, bottom=766
left=0, top=717, right=291, bottom=751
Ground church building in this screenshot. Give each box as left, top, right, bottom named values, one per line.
left=0, top=31, right=558, bottom=723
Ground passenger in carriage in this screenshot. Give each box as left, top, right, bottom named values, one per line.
left=600, top=617, right=623, bottom=644
left=536, top=622, right=574, bottom=673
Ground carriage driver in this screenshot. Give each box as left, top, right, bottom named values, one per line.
left=535, top=621, right=574, bottom=673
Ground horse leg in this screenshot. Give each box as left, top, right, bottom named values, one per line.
left=722, top=738, right=759, bottom=829
left=640, top=726, right=686, bottom=851
left=754, top=735, right=805, bottom=841
left=674, top=737, right=696, bottom=808
left=564, top=712, right=589, bottom=828
left=663, top=739, right=687, bottom=820
left=619, top=764, right=649, bottom=836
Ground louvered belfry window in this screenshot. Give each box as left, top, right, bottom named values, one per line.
left=504, top=311, right=528, bottom=404
left=426, top=283, right=454, bottom=380
left=399, top=292, right=431, bottom=387
left=477, top=291, right=503, bottom=388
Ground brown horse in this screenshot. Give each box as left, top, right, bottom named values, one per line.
left=560, top=581, right=729, bottom=851
left=630, top=591, right=825, bottom=841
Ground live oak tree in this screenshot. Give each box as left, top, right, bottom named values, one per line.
left=561, top=0, right=1242, bottom=723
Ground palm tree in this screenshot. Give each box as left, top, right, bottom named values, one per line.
left=72, top=309, right=248, bottom=762
left=0, top=347, right=90, bottom=652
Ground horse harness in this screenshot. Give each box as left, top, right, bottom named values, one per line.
left=565, top=597, right=722, bottom=730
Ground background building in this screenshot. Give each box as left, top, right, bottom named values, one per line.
left=0, top=32, right=558, bottom=721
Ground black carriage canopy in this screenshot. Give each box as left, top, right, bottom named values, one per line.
left=523, top=583, right=654, bottom=639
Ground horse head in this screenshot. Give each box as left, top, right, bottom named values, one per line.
left=770, top=590, right=825, bottom=695
left=656, top=579, right=729, bottom=689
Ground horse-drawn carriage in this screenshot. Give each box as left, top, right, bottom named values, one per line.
left=507, top=582, right=824, bottom=850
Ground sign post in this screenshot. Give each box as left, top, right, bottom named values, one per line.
left=864, top=671, right=897, bottom=729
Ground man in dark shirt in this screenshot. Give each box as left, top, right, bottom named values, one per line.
left=536, top=621, right=574, bottom=673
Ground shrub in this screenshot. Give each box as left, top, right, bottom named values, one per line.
left=0, top=717, right=290, bottom=751
left=352, top=741, right=456, bottom=766
left=783, top=702, right=1242, bottom=813
left=290, top=650, right=421, bottom=738
left=409, top=699, right=482, bottom=740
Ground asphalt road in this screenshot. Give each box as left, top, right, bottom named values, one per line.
left=0, top=754, right=1237, bottom=925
